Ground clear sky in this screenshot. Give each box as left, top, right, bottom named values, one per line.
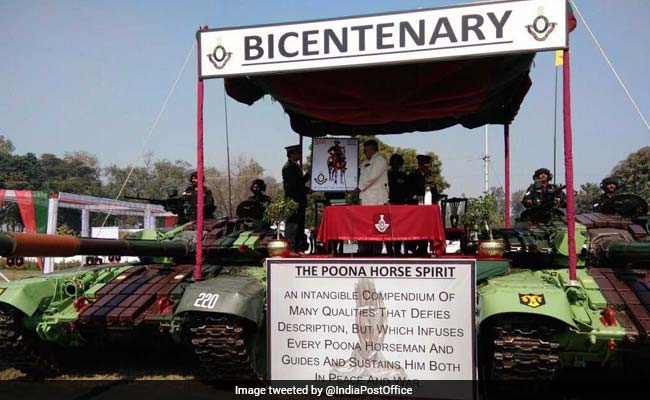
left=2, top=0, right=649, bottom=197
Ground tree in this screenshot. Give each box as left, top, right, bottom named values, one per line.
left=610, top=146, right=650, bottom=201
left=0, top=135, right=14, bottom=155
left=0, top=152, right=41, bottom=190
left=488, top=186, right=505, bottom=227
left=103, top=158, right=193, bottom=200
left=38, top=152, right=103, bottom=195
left=102, top=157, right=195, bottom=228
left=208, top=156, right=279, bottom=218
left=511, top=188, right=527, bottom=221
left=575, top=182, right=601, bottom=213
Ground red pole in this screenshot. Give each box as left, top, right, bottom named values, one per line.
left=195, top=35, right=205, bottom=281
left=563, top=48, right=577, bottom=282
left=504, top=124, right=510, bottom=228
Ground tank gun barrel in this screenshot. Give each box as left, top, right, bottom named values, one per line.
left=606, top=241, right=650, bottom=265
left=0, top=232, right=190, bottom=258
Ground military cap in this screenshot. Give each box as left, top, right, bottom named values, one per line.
left=285, top=144, right=301, bottom=156
left=416, top=155, right=432, bottom=164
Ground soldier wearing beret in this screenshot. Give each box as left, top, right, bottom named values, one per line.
left=282, top=145, right=310, bottom=252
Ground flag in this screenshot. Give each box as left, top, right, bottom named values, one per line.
left=13, top=190, right=50, bottom=270
left=555, top=50, right=564, bottom=66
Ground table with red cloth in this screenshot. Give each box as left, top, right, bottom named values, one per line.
left=317, top=205, right=446, bottom=255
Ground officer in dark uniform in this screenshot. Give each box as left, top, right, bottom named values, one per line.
left=282, top=145, right=310, bottom=252
left=388, top=154, right=409, bottom=205
left=593, top=176, right=623, bottom=211
left=521, top=168, right=566, bottom=222
left=406, top=155, right=439, bottom=255
left=387, top=153, right=408, bottom=255
left=406, top=155, right=439, bottom=205
left=181, top=171, right=216, bottom=223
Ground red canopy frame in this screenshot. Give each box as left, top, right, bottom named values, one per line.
left=194, top=4, right=577, bottom=282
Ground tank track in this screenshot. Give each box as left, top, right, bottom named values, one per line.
left=0, top=305, right=58, bottom=377
left=483, top=319, right=560, bottom=380
left=187, top=314, right=260, bottom=380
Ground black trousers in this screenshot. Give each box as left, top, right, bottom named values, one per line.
left=406, top=240, right=428, bottom=255
left=285, top=207, right=306, bottom=252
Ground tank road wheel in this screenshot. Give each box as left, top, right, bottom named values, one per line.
left=479, top=315, right=561, bottom=381
left=184, top=313, right=261, bottom=380
left=0, top=305, right=59, bottom=378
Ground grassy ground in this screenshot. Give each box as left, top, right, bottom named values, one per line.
left=0, top=269, right=42, bottom=281
left=0, top=347, right=202, bottom=380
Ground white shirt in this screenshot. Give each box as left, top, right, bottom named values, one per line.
left=358, top=152, right=389, bottom=205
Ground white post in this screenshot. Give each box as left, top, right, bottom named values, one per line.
left=144, top=204, right=153, bottom=229
left=43, top=196, right=59, bottom=274
left=81, top=207, right=90, bottom=237
left=483, top=124, right=490, bottom=193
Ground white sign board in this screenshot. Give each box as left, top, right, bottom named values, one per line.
left=199, top=0, right=567, bottom=78
left=311, top=137, right=358, bottom=192
left=267, top=258, right=476, bottom=384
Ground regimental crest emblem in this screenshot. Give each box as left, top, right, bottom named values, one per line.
left=519, top=293, right=546, bottom=308
left=374, top=214, right=390, bottom=233
left=315, top=173, right=327, bottom=185
left=208, top=44, right=232, bottom=69
left=526, top=14, right=557, bottom=41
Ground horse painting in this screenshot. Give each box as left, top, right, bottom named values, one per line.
left=327, top=143, right=347, bottom=185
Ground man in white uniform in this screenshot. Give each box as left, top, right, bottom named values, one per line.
left=354, top=139, right=388, bottom=255
left=355, top=139, right=388, bottom=205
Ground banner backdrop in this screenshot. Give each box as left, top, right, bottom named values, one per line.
left=311, top=137, right=358, bottom=192
left=1, top=190, right=49, bottom=270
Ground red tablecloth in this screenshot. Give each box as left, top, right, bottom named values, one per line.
left=317, top=205, right=446, bottom=255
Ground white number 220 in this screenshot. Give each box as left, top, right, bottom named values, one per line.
left=193, top=292, right=220, bottom=309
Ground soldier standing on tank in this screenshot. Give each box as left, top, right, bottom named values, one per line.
left=181, top=171, right=216, bottom=223
left=405, top=155, right=439, bottom=255
left=593, top=176, right=623, bottom=211
left=387, top=153, right=408, bottom=256
left=521, top=168, right=566, bottom=221
left=282, top=145, right=310, bottom=252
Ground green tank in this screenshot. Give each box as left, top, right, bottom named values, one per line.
left=478, top=194, right=650, bottom=379
left=0, top=216, right=273, bottom=379
left=4, top=194, right=650, bottom=381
